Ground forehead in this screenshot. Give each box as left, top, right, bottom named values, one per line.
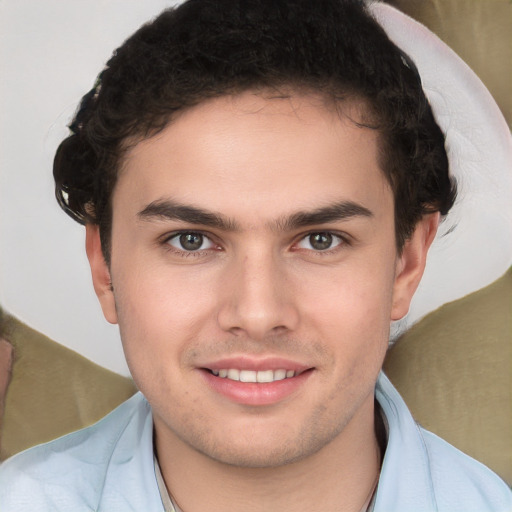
left=115, top=92, right=392, bottom=222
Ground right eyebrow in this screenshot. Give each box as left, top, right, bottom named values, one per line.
left=137, top=199, right=240, bottom=231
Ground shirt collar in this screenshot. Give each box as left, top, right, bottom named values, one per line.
left=373, top=372, right=437, bottom=511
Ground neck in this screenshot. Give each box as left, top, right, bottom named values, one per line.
left=155, top=396, right=382, bottom=512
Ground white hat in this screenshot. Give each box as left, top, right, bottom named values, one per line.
left=371, top=2, right=512, bottom=327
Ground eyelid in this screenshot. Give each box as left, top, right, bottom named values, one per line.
left=292, top=230, right=351, bottom=252
left=162, top=230, right=220, bottom=253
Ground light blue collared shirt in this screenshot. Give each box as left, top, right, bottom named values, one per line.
left=1, top=373, right=510, bottom=511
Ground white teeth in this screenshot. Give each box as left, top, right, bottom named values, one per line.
left=274, top=369, right=286, bottom=381
left=213, top=368, right=296, bottom=382
left=256, top=370, right=274, bottom=383
left=239, top=370, right=257, bottom=383
left=227, top=369, right=240, bottom=381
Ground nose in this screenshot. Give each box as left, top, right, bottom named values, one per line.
left=217, top=249, right=299, bottom=340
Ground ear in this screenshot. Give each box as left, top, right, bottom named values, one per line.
left=391, top=212, right=440, bottom=321
left=85, top=224, right=118, bottom=325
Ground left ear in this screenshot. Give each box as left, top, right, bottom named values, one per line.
left=391, top=212, right=440, bottom=321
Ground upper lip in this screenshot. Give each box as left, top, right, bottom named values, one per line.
left=199, top=356, right=312, bottom=373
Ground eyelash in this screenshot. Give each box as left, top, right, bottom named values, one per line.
left=160, top=230, right=351, bottom=257
left=162, top=231, right=221, bottom=257
left=293, top=231, right=350, bottom=255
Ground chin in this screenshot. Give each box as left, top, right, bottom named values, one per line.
left=201, top=442, right=309, bottom=469
left=191, top=421, right=341, bottom=469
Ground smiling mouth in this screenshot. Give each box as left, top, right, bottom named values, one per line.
left=202, top=365, right=314, bottom=404
left=208, top=368, right=303, bottom=383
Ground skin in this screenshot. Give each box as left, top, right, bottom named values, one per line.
left=87, top=91, right=438, bottom=512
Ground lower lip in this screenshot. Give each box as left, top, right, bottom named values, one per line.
left=200, top=369, right=313, bottom=406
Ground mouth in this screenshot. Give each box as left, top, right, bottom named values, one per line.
left=209, top=368, right=298, bottom=383
left=200, top=361, right=314, bottom=405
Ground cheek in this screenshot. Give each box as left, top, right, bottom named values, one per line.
left=114, top=249, right=217, bottom=326
left=301, top=259, right=395, bottom=360
left=111, top=260, right=218, bottom=379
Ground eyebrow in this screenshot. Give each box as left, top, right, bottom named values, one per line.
left=274, top=201, right=373, bottom=231
left=138, top=200, right=240, bottom=231
left=137, top=198, right=373, bottom=232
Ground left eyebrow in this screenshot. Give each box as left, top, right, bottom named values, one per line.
left=273, top=201, right=374, bottom=231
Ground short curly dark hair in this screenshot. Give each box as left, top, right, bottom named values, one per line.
left=54, top=0, right=456, bottom=264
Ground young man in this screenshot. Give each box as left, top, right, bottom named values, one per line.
left=0, top=0, right=510, bottom=510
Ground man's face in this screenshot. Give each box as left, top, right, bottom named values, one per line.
left=88, top=92, right=431, bottom=468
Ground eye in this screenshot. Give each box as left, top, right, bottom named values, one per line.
left=296, top=232, right=344, bottom=251
left=166, top=232, right=216, bottom=252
